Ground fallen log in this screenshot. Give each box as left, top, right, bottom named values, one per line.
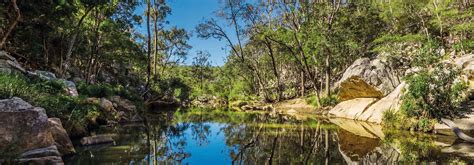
left=441, top=118, right=474, bottom=143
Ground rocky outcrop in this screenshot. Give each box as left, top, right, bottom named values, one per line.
left=336, top=58, right=401, bottom=101
left=0, top=97, right=70, bottom=163
left=48, top=118, right=75, bottom=156
left=99, top=98, right=115, bottom=112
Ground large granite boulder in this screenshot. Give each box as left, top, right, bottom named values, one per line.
left=0, top=97, right=63, bottom=163
left=336, top=58, right=401, bottom=101
left=48, top=118, right=75, bottom=156
left=329, top=82, right=407, bottom=124
left=358, top=82, right=407, bottom=123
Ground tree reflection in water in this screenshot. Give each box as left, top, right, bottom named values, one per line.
left=65, top=109, right=474, bottom=164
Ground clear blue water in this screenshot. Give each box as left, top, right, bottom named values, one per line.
left=64, top=110, right=474, bottom=164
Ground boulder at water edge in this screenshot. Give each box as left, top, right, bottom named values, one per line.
left=329, top=98, right=378, bottom=120
left=48, top=118, right=76, bottom=156
left=0, top=97, right=64, bottom=163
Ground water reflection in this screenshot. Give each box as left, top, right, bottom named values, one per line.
left=65, top=109, right=474, bottom=164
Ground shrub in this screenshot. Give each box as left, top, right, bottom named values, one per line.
left=390, top=63, right=470, bottom=132
left=306, top=94, right=339, bottom=108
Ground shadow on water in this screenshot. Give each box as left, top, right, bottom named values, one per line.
left=64, top=108, right=474, bottom=164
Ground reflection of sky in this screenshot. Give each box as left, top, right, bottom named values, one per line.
left=179, top=122, right=231, bottom=164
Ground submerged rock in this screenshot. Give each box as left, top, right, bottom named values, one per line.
left=335, top=58, right=401, bottom=101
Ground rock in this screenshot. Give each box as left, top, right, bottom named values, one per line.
left=287, top=109, right=297, bottom=114
left=20, top=145, right=60, bottom=158
left=99, top=98, right=115, bottom=112
left=63, top=80, right=78, bottom=97
left=0, top=97, right=55, bottom=154
left=18, top=155, right=64, bottom=164
left=111, top=96, right=136, bottom=112
left=48, top=118, right=75, bottom=156
left=336, top=58, right=401, bottom=101
left=0, top=51, right=26, bottom=74
left=404, top=67, right=422, bottom=76
left=0, top=97, right=64, bottom=163
left=358, top=82, right=407, bottom=123
left=454, top=54, right=474, bottom=70
left=34, top=70, right=57, bottom=81
left=80, top=134, right=116, bottom=146
left=18, top=146, right=63, bottom=164
left=329, top=98, right=378, bottom=120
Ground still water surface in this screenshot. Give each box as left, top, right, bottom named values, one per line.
left=65, top=110, right=474, bottom=164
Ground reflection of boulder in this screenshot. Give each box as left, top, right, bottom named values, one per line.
left=330, top=117, right=384, bottom=139
left=338, top=129, right=380, bottom=160
left=336, top=125, right=400, bottom=164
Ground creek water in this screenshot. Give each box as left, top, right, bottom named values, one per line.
left=64, top=109, right=474, bottom=164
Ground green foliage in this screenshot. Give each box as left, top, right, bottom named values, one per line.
left=385, top=63, right=470, bottom=132
left=402, top=64, right=469, bottom=120
left=77, top=81, right=141, bottom=102
left=0, top=73, right=38, bottom=101
left=306, top=94, right=339, bottom=108
left=35, top=95, right=100, bottom=136
left=0, top=73, right=102, bottom=136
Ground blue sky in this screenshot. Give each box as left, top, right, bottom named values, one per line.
left=135, top=0, right=237, bottom=66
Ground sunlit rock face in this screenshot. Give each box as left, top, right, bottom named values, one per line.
left=330, top=79, right=406, bottom=123
left=336, top=58, right=401, bottom=101
left=329, top=98, right=378, bottom=121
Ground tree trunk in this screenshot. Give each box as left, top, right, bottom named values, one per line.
left=0, top=0, right=21, bottom=50
left=63, top=6, right=94, bottom=77
left=144, top=0, right=152, bottom=99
